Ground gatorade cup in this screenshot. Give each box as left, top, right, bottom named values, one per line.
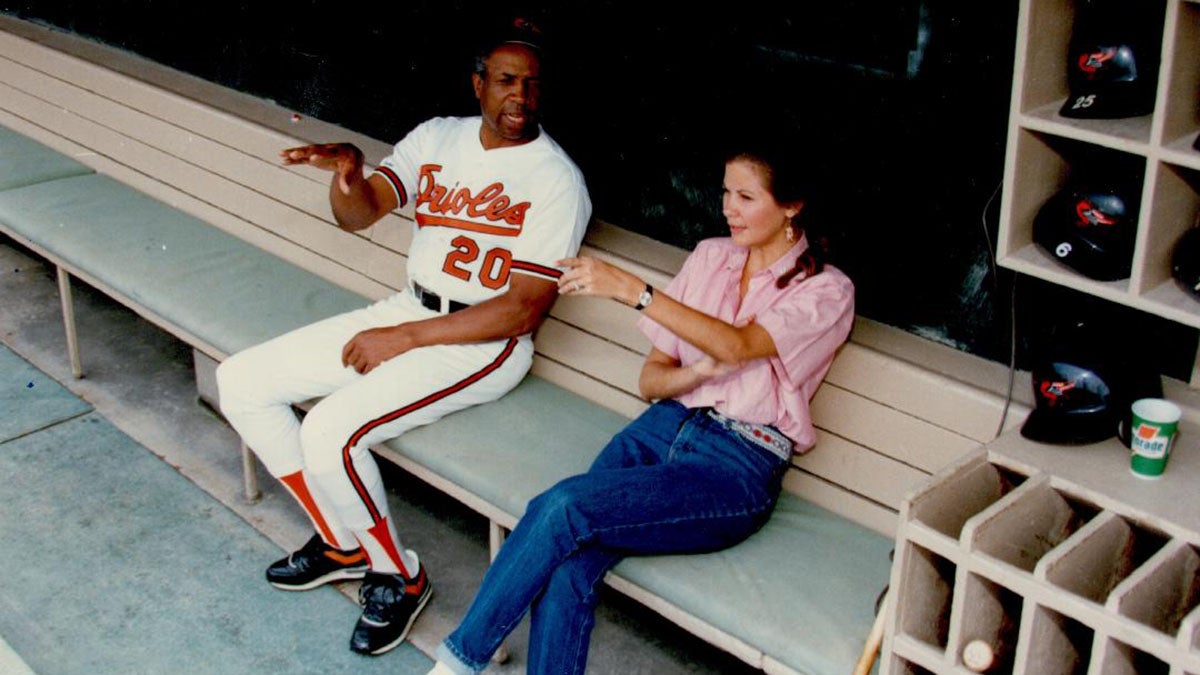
left=1129, top=398, right=1181, bottom=479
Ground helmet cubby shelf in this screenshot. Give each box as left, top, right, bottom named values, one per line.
left=885, top=1, right=1200, bottom=671
left=997, top=0, right=1200, bottom=331
left=964, top=477, right=1101, bottom=574
left=1038, top=511, right=1170, bottom=606
left=1022, top=103, right=1155, bottom=149
left=895, top=542, right=958, bottom=655
left=1022, top=605, right=1097, bottom=674
left=881, top=428, right=1200, bottom=674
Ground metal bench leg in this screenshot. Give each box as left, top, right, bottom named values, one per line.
left=242, top=442, right=262, bottom=504
left=489, top=521, right=506, bottom=559
left=489, top=521, right=511, bottom=664
left=56, top=267, right=83, bottom=379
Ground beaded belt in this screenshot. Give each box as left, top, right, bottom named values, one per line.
left=411, top=281, right=468, bottom=314
left=706, top=409, right=793, bottom=460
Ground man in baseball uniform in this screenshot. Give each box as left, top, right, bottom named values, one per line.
left=216, top=18, right=591, bottom=656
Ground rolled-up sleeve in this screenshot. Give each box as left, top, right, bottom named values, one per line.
left=754, top=270, right=855, bottom=391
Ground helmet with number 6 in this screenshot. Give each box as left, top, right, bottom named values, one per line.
left=1033, top=184, right=1137, bottom=281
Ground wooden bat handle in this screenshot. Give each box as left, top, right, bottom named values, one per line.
left=853, top=592, right=888, bottom=675
left=963, top=638, right=1004, bottom=672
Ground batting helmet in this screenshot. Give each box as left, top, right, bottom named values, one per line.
left=1021, top=316, right=1162, bottom=447
left=1033, top=184, right=1138, bottom=281
left=1171, top=227, right=1200, bottom=299
left=1059, top=1, right=1158, bottom=119
left=1021, top=359, right=1161, bottom=445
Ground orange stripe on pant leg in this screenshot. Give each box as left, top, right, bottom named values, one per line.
left=280, top=470, right=341, bottom=547
left=365, top=516, right=411, bottom=577
left=339, top=338, right=520, bottom=525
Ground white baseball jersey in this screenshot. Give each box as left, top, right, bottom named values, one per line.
left=373, top=116, right=591, bottom=308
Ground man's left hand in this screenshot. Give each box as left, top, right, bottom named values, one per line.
left=342, top=326, right=414, bottom=375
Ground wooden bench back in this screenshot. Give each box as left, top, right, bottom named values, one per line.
left=0, top=16, right=1031, bottom=537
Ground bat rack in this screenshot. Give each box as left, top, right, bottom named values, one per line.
left=881, top=423, right=1200, bottom=675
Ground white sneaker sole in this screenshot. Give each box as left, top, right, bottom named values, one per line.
left=362, top=585, right=434, bottom=656
left=268, top=565, right=368, bottom=592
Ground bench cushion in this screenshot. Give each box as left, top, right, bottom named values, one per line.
left=0, top=173, right=366, bottom=356
left=390, top=376, right=630, bottom=515
left=391, top=377, right=893, bottom=674
left=0, top=123, right=94, bottom=192
left=617, top=498, right=892, bottom=674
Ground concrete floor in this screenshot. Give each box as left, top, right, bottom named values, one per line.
left=0, top=236, right=758, bottom=674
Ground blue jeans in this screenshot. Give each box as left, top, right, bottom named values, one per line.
left=437, top=400, right=788, bottom=675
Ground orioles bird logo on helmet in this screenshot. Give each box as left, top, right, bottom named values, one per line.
left=1075, top=198, right=1119, bottom=227
left=1078, top=48, right=1115, bottom=77
left=1039, top=380, right=1077, bottom=405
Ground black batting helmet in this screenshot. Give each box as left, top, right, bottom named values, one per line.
left=1172, top=227, right=1200, bottom=300
left=1059, top=0, right=1158, bottom=119
left=1033, top=184, right=1138, bottom=282
left=1021, top=320, right=1162, bottom=446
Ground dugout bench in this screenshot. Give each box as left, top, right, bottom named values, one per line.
left=0, top=15, right=1029, bottom=674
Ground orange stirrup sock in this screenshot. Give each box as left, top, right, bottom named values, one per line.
left=279, top=470, right=355, bottom=550
left=355, top=516, right=419, bottom=577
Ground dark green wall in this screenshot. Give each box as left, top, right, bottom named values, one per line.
left=5, top=1, right=1196, bottom=378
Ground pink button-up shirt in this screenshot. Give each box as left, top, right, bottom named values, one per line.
left=638, top=236, right=855, bottom=453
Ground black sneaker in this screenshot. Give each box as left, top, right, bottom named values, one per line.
left=349, top=565, right=433, bottom=656
left=266, top=533, right=368, bottom=591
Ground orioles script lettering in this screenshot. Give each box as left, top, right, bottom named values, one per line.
left=415, top=164, right=530, bottom=230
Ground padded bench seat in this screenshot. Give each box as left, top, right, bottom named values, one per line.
left=0, top=171, right=366, bottom=359
left=0, top=124, right=95, bottom=191
left=0, top=122, right=893, bottom=674
left=389, top=378, right=894, bottom=674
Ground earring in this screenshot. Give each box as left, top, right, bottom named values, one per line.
left=785, top=224, right=795, bottom=243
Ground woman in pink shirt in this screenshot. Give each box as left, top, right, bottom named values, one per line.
left=430, top=145, right=855, bottom=675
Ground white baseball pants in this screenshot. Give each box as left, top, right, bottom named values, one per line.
left=216, top=291, right=532, bottom=575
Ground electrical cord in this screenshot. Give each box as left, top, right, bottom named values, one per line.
left=978, top=178, right=1019, bottom=439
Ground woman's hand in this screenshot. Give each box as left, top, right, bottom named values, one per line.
left=639, top=350, right=742, bottom=401
left=690, top=356, right=741, bottom=380
left=560, top=258, right=779, bottom=382
left=556, top=256, right=644, bottom=307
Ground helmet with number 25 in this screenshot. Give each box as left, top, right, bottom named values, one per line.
left=1059, top=0, right=1158, bottom=119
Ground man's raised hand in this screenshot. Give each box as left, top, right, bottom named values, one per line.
left=280, top=143, right=364, bottom=195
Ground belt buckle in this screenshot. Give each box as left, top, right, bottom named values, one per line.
left=412, top=282, right=443, bottom=313
left=412, top=281, right=468, bottom=313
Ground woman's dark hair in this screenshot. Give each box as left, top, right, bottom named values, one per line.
left=726, top=145, right=830, bottom=288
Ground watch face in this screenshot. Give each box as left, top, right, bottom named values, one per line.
left=638, top=288, right=653, bottom=308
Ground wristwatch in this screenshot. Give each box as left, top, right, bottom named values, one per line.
left=634, top=283, right=654, bottom=311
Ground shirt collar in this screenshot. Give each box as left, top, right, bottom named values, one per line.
left=723, top=233, right=811, bottom=280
